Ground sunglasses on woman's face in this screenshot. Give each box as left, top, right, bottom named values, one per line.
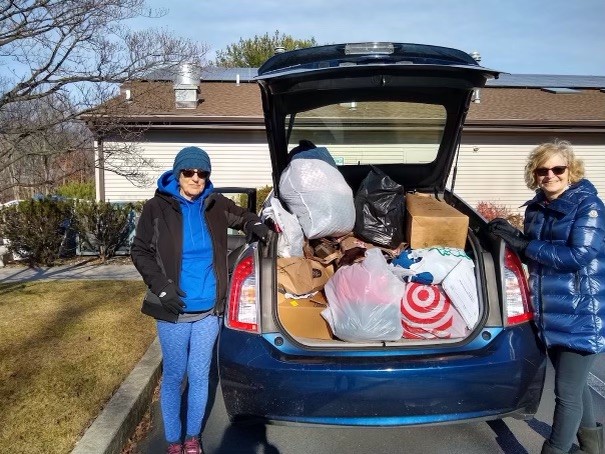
left=181, top=169, right=209, bottom=179
left=534, top=166, right=568, bottom=177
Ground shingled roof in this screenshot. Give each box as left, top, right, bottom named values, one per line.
left=93, top=70, right=605, bottom=132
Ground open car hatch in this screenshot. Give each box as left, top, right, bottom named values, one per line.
left=255, top=42, right=501, bottom=193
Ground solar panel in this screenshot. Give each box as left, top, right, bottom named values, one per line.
left=540, top=87, right=581, bottom=94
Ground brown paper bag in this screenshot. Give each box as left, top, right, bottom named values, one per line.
left=303, top=237, right=342, bottom=265
left=277, top=257, right=334, bottom=295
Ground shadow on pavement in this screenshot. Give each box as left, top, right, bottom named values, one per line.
left=213, top=422, right=280, bottom=454
left=487, top=419, right=528, bottom=454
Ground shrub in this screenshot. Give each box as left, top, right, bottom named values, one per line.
left=237, top=185, right=273, bottom=214
left=55, top=181, right=95, bottom=200
left=73, top=201, right=134, bottom=262
left=256, top=185, right=273, bottom=212
left=131, top=200, right=146, bottom=215
left=0, top=198, right=74, bottom=266
left=476, top=201, right=524, bottom=230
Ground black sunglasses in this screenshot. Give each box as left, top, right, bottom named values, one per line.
left=534, top=166, right=568, bottom=177
left=181, top=169, right=209, bottom=179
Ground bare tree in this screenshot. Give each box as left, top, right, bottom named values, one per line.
left=0, top=0, right=209, bottom=202
left=0, top=96, right=95, bottom=200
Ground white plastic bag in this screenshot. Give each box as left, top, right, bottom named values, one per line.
left=408, top=247, right=472, bottom=284
left=279, top=157, right=355, bottom=239
left=262, top=196, right=304, bottom=257
left=322, top=248, right=405, bottom=342
left=441, top=260, right=479, bottom=329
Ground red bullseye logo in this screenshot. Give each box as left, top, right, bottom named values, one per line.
left=401, top=282, right=454, bottom=338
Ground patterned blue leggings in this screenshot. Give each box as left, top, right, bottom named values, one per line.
left=157, top=316, right=220, bottom=443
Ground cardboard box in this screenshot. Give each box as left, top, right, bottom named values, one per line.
left=277, top=292, right=333, bottom=339
left=405, top=193, right=469, bottom=249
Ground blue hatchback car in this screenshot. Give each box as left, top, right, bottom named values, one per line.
left=218, top=42, right=547, bottom=427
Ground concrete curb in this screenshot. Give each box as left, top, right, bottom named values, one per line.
left=0, top=263, right=142, bottom=283
left=71, top=337, right=162, bottom=454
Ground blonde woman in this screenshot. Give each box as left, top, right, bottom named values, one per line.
left=489, top=140, right=605, bottom=454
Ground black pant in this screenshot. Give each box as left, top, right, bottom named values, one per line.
left=547, top=346, right=598, bottom=451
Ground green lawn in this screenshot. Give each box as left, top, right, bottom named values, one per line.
left=0, top=279, right=155, bottom=454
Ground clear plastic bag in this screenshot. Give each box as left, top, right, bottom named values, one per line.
left=262, top=196, right=304, bottom=257
left=322, top=248, right=405, bottom=342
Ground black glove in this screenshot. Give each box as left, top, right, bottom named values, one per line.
left=158, top=282, right=186, bottom=315
left=247, top=221, right=270, bottom=244
left=487, top=218, right=519, bottom=237
left=488, top=221, right=530, bottom=254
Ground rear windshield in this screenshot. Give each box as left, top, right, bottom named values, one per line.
left=287, top=101, right=446, bottom=165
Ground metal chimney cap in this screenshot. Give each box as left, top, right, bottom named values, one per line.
left=174, top=63, right=202, bottom=86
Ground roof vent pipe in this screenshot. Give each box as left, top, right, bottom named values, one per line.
left=470, top=51, right=481, bottom=103
left=469, top=51, right=481, bottom=63
left=472, top=87, right=481, bottom=103
left=236, top=74, right=240, bottom=86
left=120, top=87, right=133, bottom=102
left=174, top=63, right=201, bottom=109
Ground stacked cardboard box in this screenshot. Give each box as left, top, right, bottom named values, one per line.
left=405, top=193, right=469, bottom=249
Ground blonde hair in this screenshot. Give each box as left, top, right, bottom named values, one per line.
left=524, top=139, right=584, bottom=190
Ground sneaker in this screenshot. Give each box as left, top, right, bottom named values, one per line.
left=183, top=436, right=202, bottom=454
left=166, top=442, right=182, bottom=454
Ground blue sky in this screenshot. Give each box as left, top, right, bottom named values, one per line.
left=133, top=0, right=605, bottom=75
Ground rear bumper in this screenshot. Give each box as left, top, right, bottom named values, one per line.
left=218, top=325, right=546, bottom=426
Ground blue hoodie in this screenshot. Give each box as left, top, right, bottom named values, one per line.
left=157, top=170, right=216, bottom=312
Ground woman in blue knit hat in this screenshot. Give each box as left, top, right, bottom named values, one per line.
left=131, top=146, right=269, bottom=454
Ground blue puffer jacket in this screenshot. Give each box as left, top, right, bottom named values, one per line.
left=523, top=179, right=605, bottom=354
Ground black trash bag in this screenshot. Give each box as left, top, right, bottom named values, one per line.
left=353, top=166, right=406, bottom=248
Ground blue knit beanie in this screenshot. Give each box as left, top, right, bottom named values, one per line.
left=173, top=146, right=211, bottom=178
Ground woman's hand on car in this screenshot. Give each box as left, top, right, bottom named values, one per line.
left=487, top=218, right=517, bottom=236
left=487, top=218, right=529, bottom=254
left=247, top=221, right=270, bottom=243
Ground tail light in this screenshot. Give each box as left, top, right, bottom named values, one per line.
left=227, top=255, right=260, bottom=333
left=503, top=247, right=533, bottom=325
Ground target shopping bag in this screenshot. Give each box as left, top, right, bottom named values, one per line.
left=401, top=282, right=468, bottom=339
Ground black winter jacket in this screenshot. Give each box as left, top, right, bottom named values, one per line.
left=131, top=189, right=260, bottom=320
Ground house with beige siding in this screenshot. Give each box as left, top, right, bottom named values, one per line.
left=88, top=67, right=605, bottom=216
